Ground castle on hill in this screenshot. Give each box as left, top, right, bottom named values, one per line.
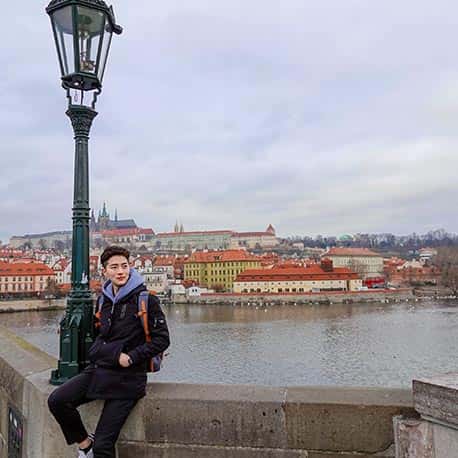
left=90, top=202, right=138, bottom=232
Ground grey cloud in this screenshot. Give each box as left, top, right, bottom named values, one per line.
left=1, top=0, right=458, bottom=241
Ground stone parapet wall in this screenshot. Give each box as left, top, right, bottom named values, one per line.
left=0, top=326, right=415, bottom=458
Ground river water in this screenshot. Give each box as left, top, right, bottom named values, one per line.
left=2, top=300, right=457, bottom=387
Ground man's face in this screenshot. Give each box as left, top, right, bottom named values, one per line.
left=103, top=255, right=130, bottom=288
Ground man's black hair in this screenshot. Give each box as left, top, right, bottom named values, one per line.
left=100, top=246, right=130, bottom=268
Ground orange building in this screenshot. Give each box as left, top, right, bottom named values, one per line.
left=234, top=259, right=362, bottom=293
left=0, top=262, right=56, bottom=296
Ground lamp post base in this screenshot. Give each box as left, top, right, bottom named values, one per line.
left=50, top=291, right=94, bottom=386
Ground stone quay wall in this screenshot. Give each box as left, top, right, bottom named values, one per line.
left=184, top=289, right=414, bottom=306
left=0, top=326, right=415, bottom=458
left=0, top=299, right=66, bottom=313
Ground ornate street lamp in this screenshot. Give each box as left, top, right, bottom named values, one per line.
left=46, top=0, right=122, bottom=385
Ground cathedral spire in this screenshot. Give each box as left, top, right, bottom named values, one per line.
left=115, top=208, right=118, bottom=221
left=101, top=201, right=109, bottom=218
left=174, top=220, right=179, bottom=233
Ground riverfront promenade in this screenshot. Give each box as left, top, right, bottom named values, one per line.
left=0, top=289, right=413, bottom=313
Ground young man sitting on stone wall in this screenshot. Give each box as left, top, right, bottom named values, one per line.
left=48, top=245, right=170, bottom=458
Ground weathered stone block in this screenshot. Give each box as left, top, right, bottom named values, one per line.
left=285, top=386, right=414, bottom=453
left=0, top=326, right=54, bottom=411
left=413, top=373, right=458, bottom=428
left=432, top=422, right=458, bottom=458
left=25, top=369, right=74, bottom=458
left=118, top=442, right=308, bottom=458
left=117, top=398, right=146, bottom=442
left=393, top=416, right=433, bottom=458
left=144, top=383, right=287, bottom=449
left=0, top=391, right=8, bottom=455
left=308, top=451, right=393, bottom=458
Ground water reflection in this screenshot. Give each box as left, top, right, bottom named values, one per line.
left=2, top=300, right=457, bottom=387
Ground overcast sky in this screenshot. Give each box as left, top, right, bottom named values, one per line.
left=2, top=0, right=458, bottom=242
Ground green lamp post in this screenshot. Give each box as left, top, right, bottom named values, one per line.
left=46, top=0, right=122, bottom=385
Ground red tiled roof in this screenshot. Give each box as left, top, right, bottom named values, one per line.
left=101, top=228, right=154, bottom=237
left=235, top=266, right=359, bottom=282
left=186, top=250, right=261, bottom=263
left=53, top=259, right=69, bottom=270
left=325, top=248, right=381, bottom=257
left=11, top=258, right=36, bottom=264
left=154, top=255, right=176, bottom=266
left=232, top=232, right=275, bottom=237
left=0, top=262, right=55, bottom=276
left=157, top=230, right=233, bottom=237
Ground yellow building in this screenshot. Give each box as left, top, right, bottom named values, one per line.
left=184, top=250, right=261, bottom=291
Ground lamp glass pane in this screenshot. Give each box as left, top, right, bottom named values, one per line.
left=76, top=6, right=105, bottom=75
left=51, top=6, right=75, bottom=75
left=97, top=21, right=113, bottom=81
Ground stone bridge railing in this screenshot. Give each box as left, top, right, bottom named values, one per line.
left=0, top=326, right=415, bottom=458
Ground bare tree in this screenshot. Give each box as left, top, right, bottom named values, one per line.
left=434, top=247, right=458, bottom=293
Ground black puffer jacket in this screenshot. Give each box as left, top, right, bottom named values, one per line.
left=86, top=272, right=170, bottom=400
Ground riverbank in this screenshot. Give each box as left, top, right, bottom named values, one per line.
left=179, top=288, right=415, bottom=305
left=0, top=298, right=65, bottom=313
left=2, top=287, right=455, bottom=313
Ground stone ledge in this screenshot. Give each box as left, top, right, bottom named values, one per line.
left=394, top=415, right=458, bottom=458
left=413, top=373, right=458, bottom=428
left=0, top=328, right=415, bottom=457
left=285, top=387, right=412, bottom=453
left=117, top=441, right=309, bottom=457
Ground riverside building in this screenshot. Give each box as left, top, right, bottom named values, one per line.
left=322, top=247, right=384, bottom=279
left=233, top=259, right=362, bottom=293
left=184, top=250, right=262, bottom=291
left=0, top=262, right=56, bottom=296
left=154, top=225, right=278, bottom=253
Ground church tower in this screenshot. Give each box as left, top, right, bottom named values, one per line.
left=266, top=224, right=276, bottom=235
left=90, top=209, right=97, bottom=231
left=99, top=202, right=110, bottom=231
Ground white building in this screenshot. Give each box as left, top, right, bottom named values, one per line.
left=230, top=225, right=278, bottom=250
left=323, top=248, right=384, bottom=279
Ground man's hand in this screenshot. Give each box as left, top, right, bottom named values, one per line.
left=119, top=352, right=131, bottom=368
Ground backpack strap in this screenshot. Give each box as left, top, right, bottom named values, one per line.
left=94, top=295, right=104, bottom=329
left=137, top=291, right=164, bottom=372
left=137, top=291, right=151, bottom=343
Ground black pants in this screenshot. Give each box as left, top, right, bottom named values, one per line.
left=48, top=369, right=138, bottom=458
